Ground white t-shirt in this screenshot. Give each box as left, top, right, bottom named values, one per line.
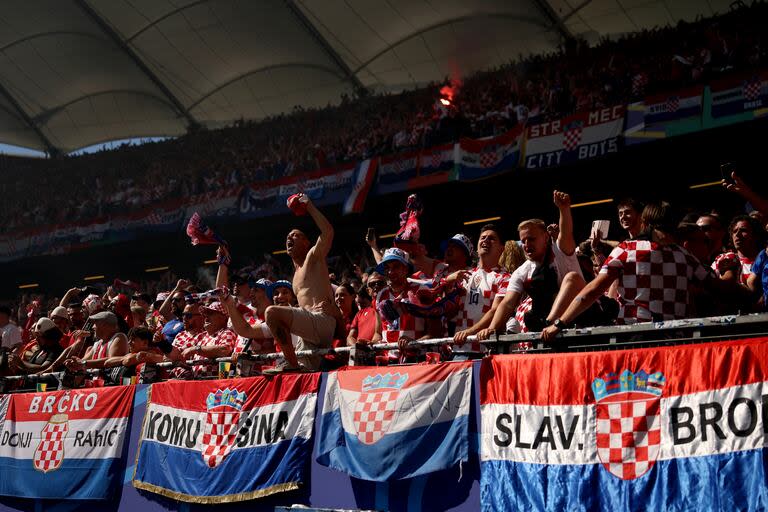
left=0, top=323, right=22, bottom=349
left=508, top=240, right=581, bottom=296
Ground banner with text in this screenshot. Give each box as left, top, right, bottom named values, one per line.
left=0, top=386, right=133, bottom=500
left=525, top=106, right=625, bottom=169
left=133, top=374, right=319, bottom=503
left=480, top=337, right=768, bottom=511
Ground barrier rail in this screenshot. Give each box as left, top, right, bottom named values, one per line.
left=3, top=313, right=767, bottom=391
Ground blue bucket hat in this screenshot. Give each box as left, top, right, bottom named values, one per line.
left=253, top=278, right=273, bottom=299
left=269, top=280, right=293, bottom=299
left=376, top=247, right=414, bottom=274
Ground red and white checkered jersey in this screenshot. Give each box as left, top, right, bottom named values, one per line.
left=711, top=251, right=754, bottom=285
left=169, top=329, right=204, bottom=379
left=233, top=315, right=275, bottom=354
left=377, top=284, right=427, bottom=360
left=454, top=266, right=510, bottom=352
left=192, top=328, right=238, bottom=378
left=600, top=240, right=709, bottom=324
left=173, top=329, right=204, bottom=351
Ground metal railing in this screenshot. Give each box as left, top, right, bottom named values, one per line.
left=2, top=313, right=767, bottom=391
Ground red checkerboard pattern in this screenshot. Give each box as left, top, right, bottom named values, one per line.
left=480, top=150, right=499, bottom=168
left=632, top=73, right=648, bottom=96
left=744, top=80, right=762, bottom=101
left=600, top=240, right=709, bottom=324
left=34, top=420, right=68, bottom=473
left=596, top=397, right=661, bottom=480
left=454, top=267, right=510, bottom=351
left=353, top=390, right=398, bottom=444
left=170, top=329, right=204, bottom=379
left=712, top=251, right=754, bottom=285
left=563, top=126, right=583, bottom=151
left=193, top=328, right=238, bottom=378
left=665, top=96, right=679, bottom=112
left=201, top=409, right=240, bottom=467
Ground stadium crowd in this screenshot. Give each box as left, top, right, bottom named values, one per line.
left=0, top=168, right=767, bottom=389
left=0, top=2, right=766, bottom=234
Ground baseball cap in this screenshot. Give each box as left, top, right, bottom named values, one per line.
left=376, top=247, right=414, bottom=274
left=201, top=301, right=229, bottom=317
left=155, top=292, right=169, bottom=304
left=441, top=233, right=474, bottom=259
left=51, top=306, right=68, bottom=320
left=35, top=317, right=57, bottom=333
left=89, top=311, right=118, bottom=326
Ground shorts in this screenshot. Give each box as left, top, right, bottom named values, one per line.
left=289, top=308, right=336, bottom=370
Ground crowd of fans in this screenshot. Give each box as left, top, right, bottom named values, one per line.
left=0, top=2, right=766, bottom=234
left=0, top=169, right=766, bottom=389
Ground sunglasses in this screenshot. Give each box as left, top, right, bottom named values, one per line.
left=182, top=313, right=202, bottom=319
left=368, top=281, right=386, bottom=288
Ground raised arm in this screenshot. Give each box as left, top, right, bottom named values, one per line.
left=724, top=172, right=768, bottom=217
left=59, top=288, right=81, bottom=307
left=554, top=190, right=575, bottom=256
left=215, top=246, right=231, bottom=289
left=303, top=195, right=334, bottom=258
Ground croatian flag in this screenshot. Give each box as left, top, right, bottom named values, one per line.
left=343, top=158, right=378, bottom=215
left=644, top=86, right=703, bottom=125
left=133, top=374, right=319, bottom=503
left=480, top=337, right=768, bottom=511
left=316, top=361, right=472, bottom=481
left=711, top=73, right=768, bottom=118
left=418, top=143, right=455, bottom=176
left=376, top=150, right=419, bottom=194
left=455, top=127, right=522, bottom=181
left=0, top=386, right=133, bottom=500
left=525, top=106, right=624, bottom=169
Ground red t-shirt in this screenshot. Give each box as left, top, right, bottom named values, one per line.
left=351, top=307, right=377, bottom=341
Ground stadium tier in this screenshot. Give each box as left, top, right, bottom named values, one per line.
left=0, top=1, right=767, bottom=511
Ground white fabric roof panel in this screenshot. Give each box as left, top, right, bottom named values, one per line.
left=0, top=0, right=740, bottom=154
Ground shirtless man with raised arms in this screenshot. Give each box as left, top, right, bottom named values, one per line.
left=264, top=194, right=342, bottom=372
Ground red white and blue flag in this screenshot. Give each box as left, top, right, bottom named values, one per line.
left=133, top=374, right=319, bottom=503
left=644, top=86, right=704, bottom=125
left=525, top=106, right=624, bottom=168
left=0, top=386, right=133, bottom=500
left=375, top=150, right=420, bottom=194
left=711, top=73, right=768, bottom=118
left=418, top=143, right=455, bottom=176
left=343, top=158, right=378, bottom=215
left=480, top=337, right=768, bottom=511
left=455, top=127, right=522, bottom=181
left=316, top=362, right=472, bottom=481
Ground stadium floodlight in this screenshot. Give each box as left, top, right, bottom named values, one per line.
left=18, top=283, right=39, bottom=289
left=84, top=275, right=105, bottom=281
left=689, top=181, right=722, bottom=189
left=463, top=216, right=501, bottom=226
left=571, top=198, right=613, bottom=208
left=145, top=266, right=170, bottom=273
left=272, top=250, right=288, bottom=255
left=379, top=233, right=397, bottom=239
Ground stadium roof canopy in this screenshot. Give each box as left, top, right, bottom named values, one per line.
left=0, top=0, right=736, bottom=154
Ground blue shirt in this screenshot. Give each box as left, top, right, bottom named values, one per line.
left=752, top=249, right=768, bottom=309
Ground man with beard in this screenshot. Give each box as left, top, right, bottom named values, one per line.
left=450, top=224, right=510, bottom=358
left=180, top=302, right=237, bottom=378
left=263, top=194, right=342, bottom=373
left=157, top=280, right=188, bottom=343
left=478, top=190, right=586, bottom=337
